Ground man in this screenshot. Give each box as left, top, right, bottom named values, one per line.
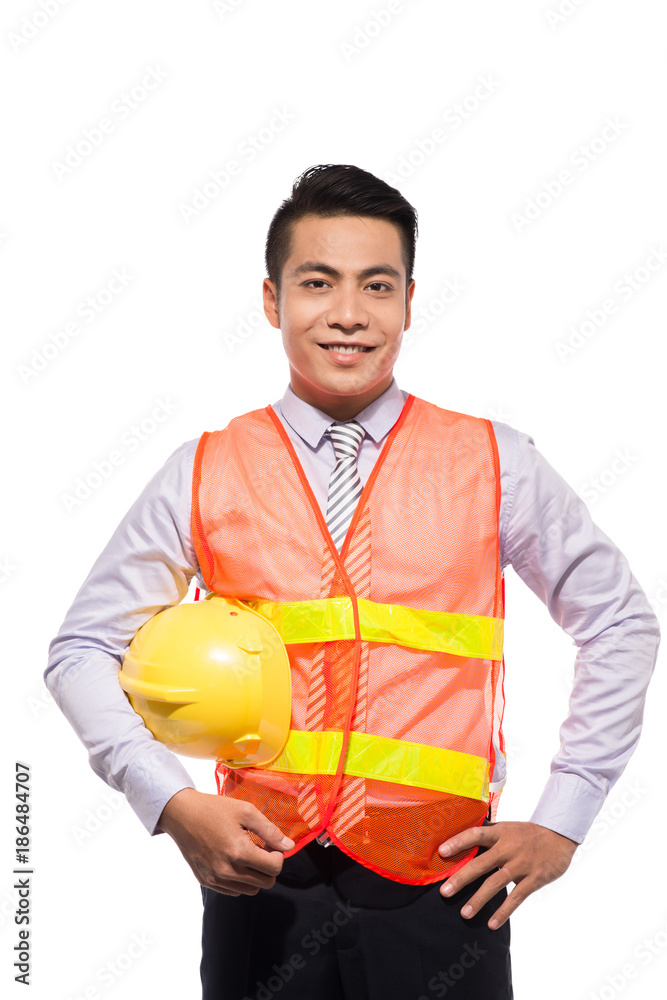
left=46, top=163, right=660, bottom=999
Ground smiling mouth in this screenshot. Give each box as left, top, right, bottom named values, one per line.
left=319, top=344, right=375, bottom=354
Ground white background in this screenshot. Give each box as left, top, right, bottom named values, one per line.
left=2, top=1, right=666, bottom=998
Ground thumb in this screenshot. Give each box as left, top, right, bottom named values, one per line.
left=243, top=804, right=295, bottom=852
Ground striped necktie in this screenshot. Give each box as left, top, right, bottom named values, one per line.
left=325, top=420, right=365, bottom=549
left=298, top=419, right=371, bottom=845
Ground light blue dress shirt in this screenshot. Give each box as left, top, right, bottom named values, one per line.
left=45, top=378, right=660, bottom=847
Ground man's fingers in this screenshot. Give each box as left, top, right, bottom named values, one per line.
left=190, top=846, right=280, bottom=894
left=438, top=823, right=496, bottom=857
left=204, top=877, right=247, bottom=897
left=230, top=857, right=282, bottom=887
left=438, top=827, right=501, bottom=898
left=485, top=885, right=529, bottom=929
left=450, top=866, right=514, bottom=918
left=221, top=840, right=286, bottom=884
left=438, top=822, right=579, bottom=929
left=163, top=793, right=297, bottom=893
left=439, top=851, right=502, bottom=899
left=242, top=803, right=295, bottom=854
left=230, top=804, right=295, bottom=882
left=464, top=878, right=531, bottom=930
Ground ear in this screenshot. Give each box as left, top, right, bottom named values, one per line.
left=404, top=278, right=416, bottom=331
left=263, top=278, right=281, bottom=330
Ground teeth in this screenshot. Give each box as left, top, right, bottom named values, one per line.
left=324, top=345, right=368, bottom=353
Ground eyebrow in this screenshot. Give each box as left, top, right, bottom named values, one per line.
left=289, top=261, right=403, bottom=281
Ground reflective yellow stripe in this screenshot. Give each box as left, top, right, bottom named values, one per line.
left=262, top=730, right=490, bottom=802
left=245, top=597, right=503, bottom=660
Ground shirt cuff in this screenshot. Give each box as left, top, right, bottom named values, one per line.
left=122, top=743, right=197, bottom=836
left=529, top=771, right=608, bottom=844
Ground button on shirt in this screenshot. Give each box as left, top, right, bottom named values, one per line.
left=45, top=379, right=660, bottom=846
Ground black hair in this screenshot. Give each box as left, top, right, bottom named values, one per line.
left=265, top=164, right=418, bottom=299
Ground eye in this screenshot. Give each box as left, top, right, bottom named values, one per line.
left=303, top=279, right=330, bottom=288
left=367, top=282, right=391, bottom=291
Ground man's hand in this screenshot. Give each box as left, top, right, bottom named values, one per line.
left=157, top=788, right=295, bottom=896
left=438, top=820, right=578, bottom=929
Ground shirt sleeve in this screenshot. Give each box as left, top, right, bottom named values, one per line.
left=492, top=421, right=660, bottom=844
left=44, top=438, right=202, bottom=836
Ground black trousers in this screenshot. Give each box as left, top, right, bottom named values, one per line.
left=200, top=829, right=513, bottom=1000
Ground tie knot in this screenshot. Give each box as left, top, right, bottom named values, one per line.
left=326, top=420, right=365, bottom=462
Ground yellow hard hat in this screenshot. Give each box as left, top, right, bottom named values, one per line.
left=118, top=595, right=291, bottom=767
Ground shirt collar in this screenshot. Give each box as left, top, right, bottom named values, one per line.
left=276, top=378, right=407, bottom=448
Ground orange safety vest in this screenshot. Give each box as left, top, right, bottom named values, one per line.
left=191, top=393, right=506, bottom=884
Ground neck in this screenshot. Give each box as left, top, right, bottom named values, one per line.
left=289, top=374, right=393, bottom=422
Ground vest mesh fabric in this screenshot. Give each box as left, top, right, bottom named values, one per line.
left=192, top=394, right=504, bottom=884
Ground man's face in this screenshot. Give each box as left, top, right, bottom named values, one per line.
left=263, top=213, right=415, bottom=420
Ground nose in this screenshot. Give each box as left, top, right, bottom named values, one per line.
left=325, top=285, right=369, bottom=331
